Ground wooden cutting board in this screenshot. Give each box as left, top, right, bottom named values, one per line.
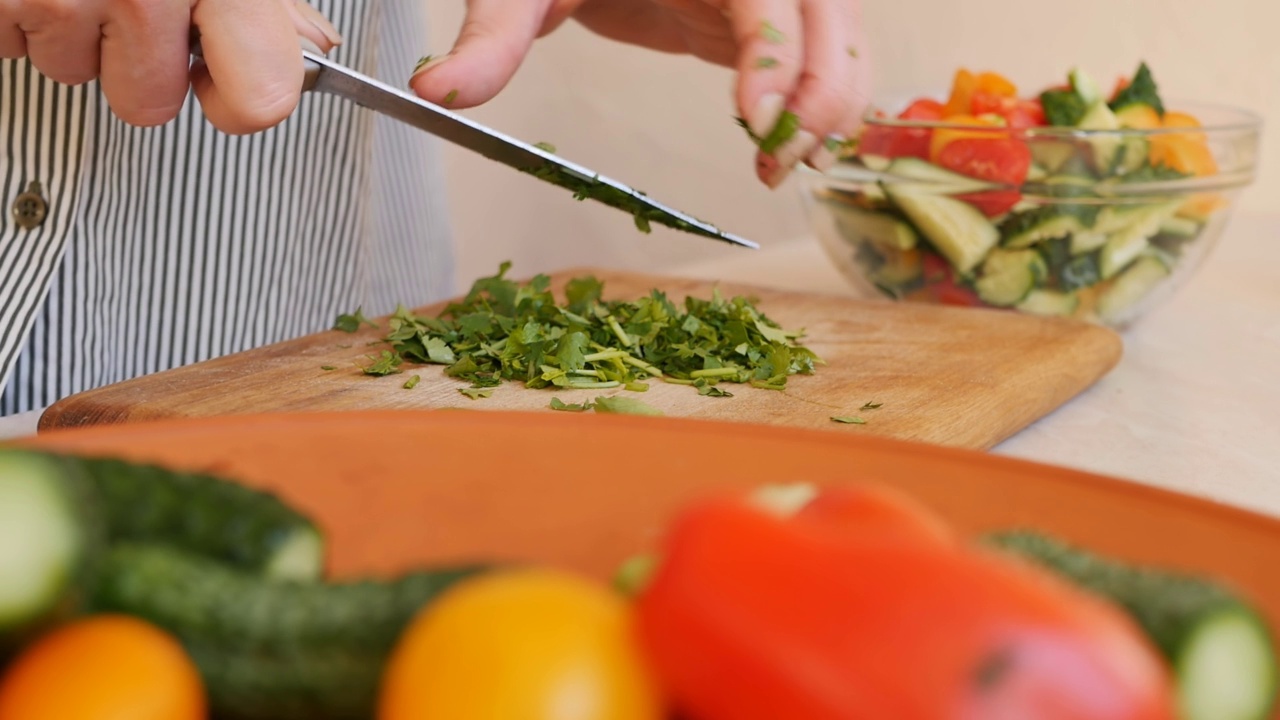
left=37, top=268, right=1123, bottom=449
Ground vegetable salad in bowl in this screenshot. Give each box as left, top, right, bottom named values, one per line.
left=799, top=63, right=1260, bottom=328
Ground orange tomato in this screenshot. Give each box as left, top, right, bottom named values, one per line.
left=378, top=568, right=663, bottom=720
left=0, top=614, right=206, bottom=720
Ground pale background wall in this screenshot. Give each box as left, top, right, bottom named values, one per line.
left=422, top=0, right=1275, bottom=287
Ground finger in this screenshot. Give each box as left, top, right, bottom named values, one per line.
left=0, top=23, right=26, bottom=59
left=794, top=0, right=867, bottom=172
left=98, top=1, right=190, bottom=126
left=18, top=5, right=102, bottom=86
left=278, top=0, right=342, bottom=53
left=190, top=0, right=306, bottom=135
left=409, top=0, right=555, bottom=108
left=727, top=0, right=804, bottom=142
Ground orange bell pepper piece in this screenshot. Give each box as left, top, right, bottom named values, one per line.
left=943, top=69, right=977, bottom=117
left=928, top=114, right=1007, bottom=162
left=974, top=71, right=1018, bottom=98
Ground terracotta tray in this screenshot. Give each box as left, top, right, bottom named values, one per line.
left=13, top=409, right=1279, bottom=634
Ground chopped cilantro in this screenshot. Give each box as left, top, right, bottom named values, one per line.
left=334, top=307, right=375, bottom=333
left=533, top=141, right=557, bottom=153
left=831, top=416, right=867, bottom=424
left=592, top=396, right=664, bottom=416
left=362, top=351, right=403, bottom=376
left=459, top=387, right=493, bottom=400
left=443, top=89, right=459, bottom=105
left=755, top=56, right=780, bottom=69
left=550, top=397, right=592, bottom=412
left=412, top=55, right=434, bottom=74
left=860, top=401, right=883, bottom=410
left=758, top=110, right=801, bottom=154
left=761, top=20, right=785, bottom=44
left=320, top=365, right=338, bottom=371
left=404, top=374, right=421, bottom=389
left=341, top=262, right=821, bottom=399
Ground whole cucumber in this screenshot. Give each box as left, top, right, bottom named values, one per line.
left=92, top=543, right=491, bottom=720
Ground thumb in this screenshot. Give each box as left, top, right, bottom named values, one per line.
left=409, top=0, right=561, bottom=108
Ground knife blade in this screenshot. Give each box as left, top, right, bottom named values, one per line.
left=259, top=46, right=749, bottom=250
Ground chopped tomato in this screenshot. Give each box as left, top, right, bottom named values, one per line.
left=971, top=92, right=1047, bottom=129
left=935, top=136, right=1031, bottom=217
left=928, top=114, right=1006, bottom=162
left=922, top=253, right=984, bottom=306
left=858, top=98, right=945, bottom=159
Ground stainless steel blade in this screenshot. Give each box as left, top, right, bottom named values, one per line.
left=299, top=51, right=758, bottom=249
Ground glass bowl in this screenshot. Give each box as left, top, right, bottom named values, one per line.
left=798, top=99, right=1262, bottom=329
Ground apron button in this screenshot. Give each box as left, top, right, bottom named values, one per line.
left=12, top=181, right=48, bottom=230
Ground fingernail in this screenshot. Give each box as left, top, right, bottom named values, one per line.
left=295, top=1, right=344, bottom=46
left=410, top=54, right=450, bottom=81
left=775, top=130, right=819, bottom=170
left=748, top=92, right=785, bottom=139
left=299, top=36, right=325, bottom=56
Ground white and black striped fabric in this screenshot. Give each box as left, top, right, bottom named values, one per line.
left=0, top=0, right=454, bottom=415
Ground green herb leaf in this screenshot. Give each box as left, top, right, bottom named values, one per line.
left=549, top=397, right=593, bottom=412
left=831, top=416, right=867, bottom=425
left=443, top=89, right=459, bottom=105
left=320, top=365, right=337, bottom=371
left=334, top=307, right=375, bottom=333
left=755, top=56, right=780, bottom=69
left=1108, top=62, right=1165, bottom=116
left=593, top=396, right=664, bottom=416
left=758, top=110, right=801, bottom=155
left=860, top=401, right=883, bottom=410
left=533, top=141, right=557, bottom=153
left=697, top=384, right=734, bottom=398
left=362, top=351, right=403, bottom=376
left=761, top=20, right=786, bottom=44
left=404, top=375, right=421, bottom=389
left=459, top=387, right=493, bottom=400
left=412, top=55, right=434, bottom=74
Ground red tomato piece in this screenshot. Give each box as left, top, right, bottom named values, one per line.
left=858, top=98, right=944, bottom=159
left=936, top=137, right=1032, bottom=216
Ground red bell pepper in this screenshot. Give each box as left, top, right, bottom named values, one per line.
left=635, top=484, right=1176, bottom=720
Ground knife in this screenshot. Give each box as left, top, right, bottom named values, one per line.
left=190, top=40, right=757, bottom=250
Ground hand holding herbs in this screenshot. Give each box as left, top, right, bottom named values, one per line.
left=334, top=262, right=821, bottom=400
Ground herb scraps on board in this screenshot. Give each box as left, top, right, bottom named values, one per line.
left=333, top=307, right=374, bottom=333
left=332, top=261, right=821, bottom=398
left=549, top=396, right=665, bottom=416
left=404, top=375, right=421, bottom=390
left=830, top=416, right=866, bottom=425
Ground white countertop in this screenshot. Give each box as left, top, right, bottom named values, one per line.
left=2, top=212, right=1274, bottom=518
left=671, top=210, right=1280, bottom=518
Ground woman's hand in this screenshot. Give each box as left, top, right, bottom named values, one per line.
left=412, top=0, right=868, bottom=188
left=0, top=0, right=342, bottom=134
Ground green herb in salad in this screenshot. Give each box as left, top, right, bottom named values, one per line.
left=1039, top=88, right=1088, bottom=127
left=1108, top=62, right=1165, bottom=116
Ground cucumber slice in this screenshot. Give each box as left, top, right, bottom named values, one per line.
left=1076, top=101, right=1124, bottom=174
left=885, top=157, right=995, bottom=195
left=974, top=249, right=1046, bottom=307
left=1070, top=231, right=1109, bottom=255
left=870, top=247, right=924, bottom=290
left=1097, top=254, right=1172, bottom=322
left=1028, top=140, right=1081, bottom=174
left=0, top=450, right=102, bottom=651
left=1016, top=289, right=1079, bottom=317
left=1069, top=67, right=1103, bottom=105
left=1099, top=230, right=1150, bottom=279
left=986, top=531, right=1279, bottom=720
left=884, top=187, right=999, bottom=274
left=1159, top=216, right=1201, bottom=239
left=859, top=154, right=892, bottom=172
left=1094, top=201, right=1181, bottom=235
left=1000, top=204, right=1100, bottom=249
left=828, top=202, right=918, bottom=251
left=1110, top=136, right=1149, bottom=176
